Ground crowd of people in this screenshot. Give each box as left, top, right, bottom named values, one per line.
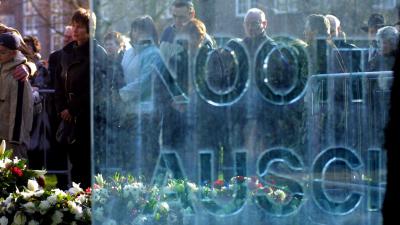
left=0, top=0, right=398, bottom=193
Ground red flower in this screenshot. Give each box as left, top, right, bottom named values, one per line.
left=10, top=167, right=23, bottom=177
left=213, top=179, right=224, bottom=189
left=236, top=176, right=245, bottom=182
left=85, top=187, right=92, bottom=194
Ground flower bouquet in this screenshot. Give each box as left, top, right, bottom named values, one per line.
left=0, top=140, right=91, bottom=225
left=0, top=141, right=46, bottom=199
left=92, top=173, right=193, bottom=225
left=0, top=181, right=91, bottom=225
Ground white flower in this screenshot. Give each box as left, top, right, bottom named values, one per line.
left=22, top=202, right=36, bottom=214
left=186, top=182, right=198, bottom=192
left=47, top=195, right=58, bottom=205
left=0, top=216, right=8, bottom=225
left=27, top=179, right=39, bottom=192
left=0, top=160, right=5, bottom=169
left=75, top=195, right=86, bottom=204
left=0, top=158, right=11, bottom=169
left=274, top=189, right=287, bottom=202
left=53, top=189, right=67, bottom=198
left=33, top=190, right=44, bottom=198
left=68, top=182, right=83, bottom=195
left=51, top=210, right=63, bottom=224
left=13, top=211, right=27, bottom=225
left=28, top=220, right=39, bottom=225
left=20, top=191, right=34, bottom=200
left=68, top=201, right=83, bottom=219
left=13, top=157, right=21, bottom=164
left=39, top=200, right=50, bottom=214
left=0, top=140, right=5, bottom=156
left=122, top=183, right=143, bottom=198
left=158, top=202, right=170, bottom=213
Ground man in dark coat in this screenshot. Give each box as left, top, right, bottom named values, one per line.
left=55, top=8, right=107, bottom=188
left=326, top=14, right=361, bottom=72
left=242, top=8, right=275, bottom=56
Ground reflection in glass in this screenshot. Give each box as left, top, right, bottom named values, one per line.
left=92, top=1, right=396, bottom=224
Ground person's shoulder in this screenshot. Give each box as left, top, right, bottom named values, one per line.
left=162, top=25, right=174, bottom=33
left=49, top=49, right=62, bottom=61
left=50, top=49, right=62, bottom=57
left=122, top=47, right=135, bottom=61
left=336, top=40, right=357, bottom=49
left=62, top=41, right=75, bottom=53
left=160, top=25, right=175, bottom=43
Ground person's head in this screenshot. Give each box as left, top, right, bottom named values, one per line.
left=304, top=14, right=330, bottom=44
left=244, top=8, right=267, bottom=38
left=326, top=14, right=341, bottom=38
left=361, top=14, right=385, bottom=41
left=71, top=8, right=95, bottom=45
left=23, top=35, right=41, bottom=54
left=181, top=18, right=206, bottom=52
left=23, top=35, right=41, bottom=61
left=104, top=31, right=125, bottom=57
left=130, top=15, right=159, bottom=45
left=0, top=23, right=35, bottom=61
left=376, top=26, right=399, bottom=56
left=171, top=0, right=195, bottom=29
left=63, top=26, right=74, bottom=46
left=0, top=33, right=20, bottom=64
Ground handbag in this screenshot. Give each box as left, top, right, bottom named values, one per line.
left=55, top=120, right=76, bottom=144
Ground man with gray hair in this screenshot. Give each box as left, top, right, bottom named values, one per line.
left=326, top=14, right=361, bottom=72
left=240, top=8, right=279, bottom=155
left=368, top=26, right=399, bottom=71
left=242, top=8, right=274, bottom=55
left=326, top=14, right=341, bottom=38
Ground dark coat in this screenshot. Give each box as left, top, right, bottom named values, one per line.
left=48, top=49, right=62, bottom=89
left=334, top=39, right=362, bottom=72
left=367, top=52, right=396, bottom=72
left=55, top=40, right=107, bottom=137
left=242, top=31, right=274, bottom=58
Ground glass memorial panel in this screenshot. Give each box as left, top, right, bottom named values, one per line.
left=92, top=0, right=397, bottom=224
